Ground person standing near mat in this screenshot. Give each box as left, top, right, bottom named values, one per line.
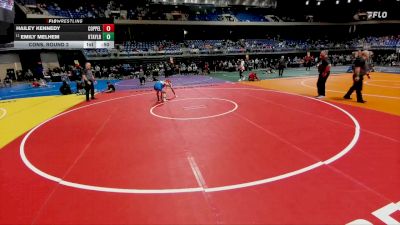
left=138, top=68, right=146, bottom=85
left=238, top=59, right=245, bottom=81
left=278, top=56, right=286, bottom=77
left=304, top=52, right=313, bottom=71
left=316, top=50, right=331, bottom=99
left=343, top=50, right=371, bottom=103
left=154, top=79, right=176, bottom=102
left=82, top=62, right=96, bottom=102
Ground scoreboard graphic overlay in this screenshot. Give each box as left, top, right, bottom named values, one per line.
left=14, top=19, right=114, bottom=49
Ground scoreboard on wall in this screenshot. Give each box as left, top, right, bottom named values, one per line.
left=14, top=19, right=114, bottom=49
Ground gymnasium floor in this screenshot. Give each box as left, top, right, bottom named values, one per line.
left=0, top=68, right=399, bottom=224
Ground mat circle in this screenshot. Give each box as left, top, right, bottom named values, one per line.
left=20, top=88, right=360, bottom=194
left=150, top=97, right=238, bottom=120
left=364, top=80, right=400, bottom=89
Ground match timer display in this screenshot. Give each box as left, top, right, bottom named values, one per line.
left=14, top=19, right=115, bottom=49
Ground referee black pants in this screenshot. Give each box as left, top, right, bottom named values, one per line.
left=84, top=80, right=95, bottom=101
left=317, top=74, right=329, bottom=96
left=278, top=68, right=284, bottom=77
left=344, top=80, right=364, bottom=102
left=139, top=77, right=146, bottom=85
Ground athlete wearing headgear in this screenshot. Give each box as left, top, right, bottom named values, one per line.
left=154, top=79, right=176, bottom=102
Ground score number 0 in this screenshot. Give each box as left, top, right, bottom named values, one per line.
left=103, top=24, right=114, bottom=32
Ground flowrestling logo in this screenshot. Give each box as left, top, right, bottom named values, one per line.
left=347, top=201, right=400, bottom=225
left=367, top=11, right=388, bottom=19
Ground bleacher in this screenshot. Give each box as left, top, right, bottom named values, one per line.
left=45, top=4, right=99, bottom=18
left=83, top=36, right=400, bottom=58
left=19, top=1, right=280, bottom=22
left=235, top=13, right=265, bottom=22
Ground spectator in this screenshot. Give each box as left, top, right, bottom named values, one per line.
left=39, top=78, right=48, bottom=87
left=25, top=69, right=34, bottom=81
left=60, top=81, right=72, bottom=95
left=248, top=72, right=260, bottom=81
left=104, top=82, right=116, bottom=93
left=76, top=81, right=85, bottom=95
left=32, top=78, right=40, bottom=88
left=3, top=75, right=12, bottom=87
left=138, top=68, right=146, bottom=85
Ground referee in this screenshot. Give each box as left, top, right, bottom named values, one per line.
left=278, top=56, right=286, bottom=77
left=82, top=62, right=96, bottom=102
left=344, top=50, right=371, bottom=103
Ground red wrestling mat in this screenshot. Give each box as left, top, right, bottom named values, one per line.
left=0, top=84, right=399, bottom=224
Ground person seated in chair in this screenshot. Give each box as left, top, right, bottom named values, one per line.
left=59, top=81, right=72, bottom=95
left=76, top=81, right=85, bottom=95
left=3, top=76, right=12, bottom=87
left=39, top=78, right=48, bottom=87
